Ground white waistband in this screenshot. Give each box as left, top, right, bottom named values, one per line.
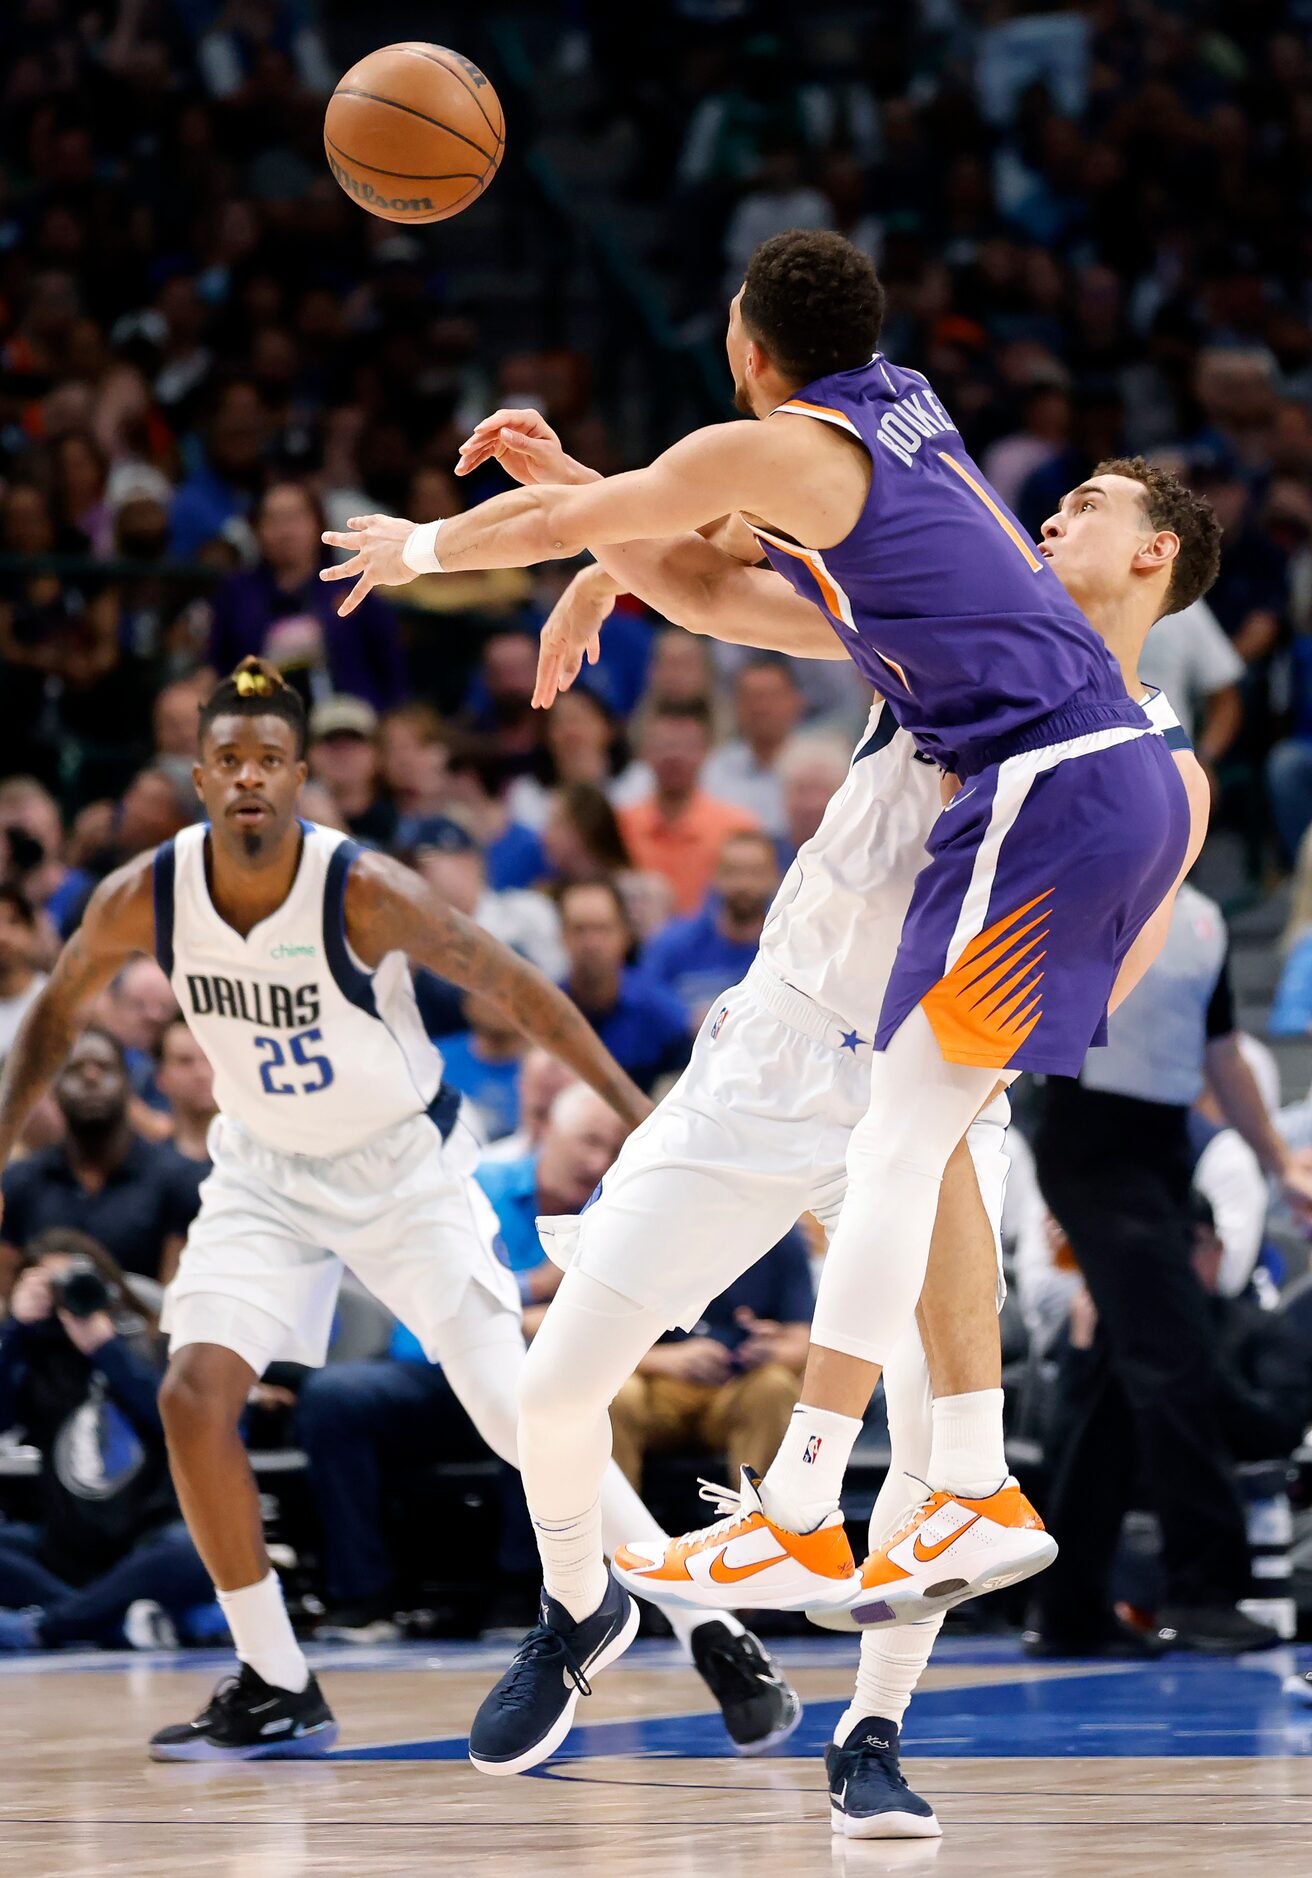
left=744, top=959, right=868, bottom=1053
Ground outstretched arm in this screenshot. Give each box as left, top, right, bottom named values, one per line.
left=343, top=851, right=650, bottom=1130
left=446, top=409, right=848, bottom=706
left=320, top=414, right=860, bottom=615
left=0, top=860, right=155, bottom=1177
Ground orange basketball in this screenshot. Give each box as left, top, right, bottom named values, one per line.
left=324, top=43, right=504, bottom=224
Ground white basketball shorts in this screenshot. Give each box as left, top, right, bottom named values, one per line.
left=163, top=1107, right=520, bottom=1373
left=536, top=958, right=1010, bottom=1332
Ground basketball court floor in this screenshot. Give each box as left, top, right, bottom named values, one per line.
left=3, top=1633, right=1309, bottom=1875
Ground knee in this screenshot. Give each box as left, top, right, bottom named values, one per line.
left=608, top=1374, right=647, bottom=1434
left=516, top=1335, right=583, bottom=1432
left=158, top=1348, right=247, bottom=1447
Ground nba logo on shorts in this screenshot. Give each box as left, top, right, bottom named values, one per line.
left=710, top=1005, right=730, bottom=1040
left=803, top=1435, right=823, bottom=1465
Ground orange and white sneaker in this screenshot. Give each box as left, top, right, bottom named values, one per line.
left=809, top=1478, right=1057, bottom=1631
left=613, top=1468, right=856, bottom=1612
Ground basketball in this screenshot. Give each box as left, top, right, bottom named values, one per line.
left=324, top=43, right=504, bottom=224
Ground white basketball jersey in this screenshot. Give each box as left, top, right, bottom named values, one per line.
left=154, top=821, right=456, bottom=1157
left=758, top=700, right=940, bottom=1037
left=757, top=688, right=1190, bottom=1037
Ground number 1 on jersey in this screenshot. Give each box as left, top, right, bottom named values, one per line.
left=938, top=453, right=1043, bottom=571
left=255, top=1027, right=335, bottom=1096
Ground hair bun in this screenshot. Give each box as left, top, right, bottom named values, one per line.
left=233, top=657, right=281, bottom=698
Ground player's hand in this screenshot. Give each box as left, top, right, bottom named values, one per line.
left=319, top=514, right=416, bottom=616
left=456, top=408, right=596, bottom=488
left=533, top=563, right=619, bottom=709
left=9, top=1266, right=54, bottom=1325
left=59, top=1309, right=116, bottom=1357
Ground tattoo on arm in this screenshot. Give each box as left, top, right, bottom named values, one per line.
left=346, top=855, right=651, bottom=1128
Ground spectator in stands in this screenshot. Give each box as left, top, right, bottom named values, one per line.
left=776, top=733, right=852, bottom=867
left=70, top=766, right=190, bottom=884
left=480, top=1048, right=574, bottom=1166
left=439, top=994, right=525, bottom=1145
left=607, top=1224, right=812, bottom=1493
left=209, top=481, right=407, bottom=713
left=542, top=782, right=632, bottom=888
left=0, top=888, right=46, bottom=1073
left=0, top=1228, right=211, bottom=1653
left=154, top=1018, right=216, bottom=1170
left=167, top=379, right=268, bottom=559
left=557, top=879, right=691, bottom=1092
left=619, top=701, right=760, bottom=915
left=407, top=816, right=563, bottom=979
left=702, top=657, right=803, bottom=837
left=0, top=1028, right=204, bottom=1282
left=1031, top=884, right=1312, bottom=1656
left=307, top=696, right=397, bottom=848
left=0, top=778, right=90, bottom=945
left=151, top=676, right=208, bottom=801
left=381, top=705, right=451, bottom=827
left=641, top=830, right=779, bottom=1025
left=96, top=957, right=179, bottom=1115
left=294, top=1083, right=627, bottom=1636
left=458, top=631, right=543, bottom=782
left=507, top=689, right=633, bottom=832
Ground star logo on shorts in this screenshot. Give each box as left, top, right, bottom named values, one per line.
left=839, top=1030, right=864, bottom=1052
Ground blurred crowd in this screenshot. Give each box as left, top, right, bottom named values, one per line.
left=4, top=0, right=1312, bottom=1650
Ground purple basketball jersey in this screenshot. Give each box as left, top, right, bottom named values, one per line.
left=746, top=357, right=1145, bottom=776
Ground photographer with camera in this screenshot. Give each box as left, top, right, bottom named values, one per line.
left=0, top=1227, right=211, bottom=1651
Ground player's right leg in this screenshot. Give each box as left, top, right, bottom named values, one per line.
left=149, top=1122, right=345, bottom=1761
left=469, top=985, right=838, bottom=1773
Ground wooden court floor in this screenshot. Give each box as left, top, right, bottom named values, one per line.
left=1, top=1636, right=1310, bottom=1876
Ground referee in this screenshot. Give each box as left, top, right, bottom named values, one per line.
left=1031, top=880, right=1312, bottom=1654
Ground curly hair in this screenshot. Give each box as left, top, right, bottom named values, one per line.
left=198, top=656, right=307, bottom=758
left=741, top=231, right=885, bottom=386
left=1093, top=456, right=1223, bottom=616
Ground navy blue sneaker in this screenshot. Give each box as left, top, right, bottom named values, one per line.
left=149, top=1664, right=338, bottom=1761
left=826, top=1715, right=940, bottom=1840
left=469, top=1574, right=639, bottom=1776
left=690, top=1620, right=802, bottom=1754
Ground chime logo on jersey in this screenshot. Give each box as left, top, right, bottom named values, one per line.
left=185, top=973, right=320, bottom=1031
left=710, top=1005, right=730, bottom=1040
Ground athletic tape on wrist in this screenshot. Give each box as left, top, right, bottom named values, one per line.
left=402, top=519, right=444, bottom=574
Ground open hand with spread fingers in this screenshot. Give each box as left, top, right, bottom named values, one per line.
left=319, top=514, right=416, bottom=616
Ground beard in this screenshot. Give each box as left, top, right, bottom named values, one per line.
left=240, top=826, right=267, bottom=860
left=732, top=379, right=753, bottom=415
left=723, top=892, right=768, bottom=924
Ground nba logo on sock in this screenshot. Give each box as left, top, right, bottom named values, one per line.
left=710, top=1005, right=730, bottom=1040
left=803, top=1435, right=823, bottom=1465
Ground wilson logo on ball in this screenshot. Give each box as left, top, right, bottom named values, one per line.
left=326, top=155, right=434, bottom=217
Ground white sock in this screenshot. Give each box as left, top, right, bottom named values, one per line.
left=834, top=1614, right=944, bottom=1742
left=927, top=1389, right=1006, bottom=1497
left=535, top=1498, right=610, bottom=1623
left=759, top=1403, right=863, bottom=1534
left=216, top=1570, right=310, bottom=1693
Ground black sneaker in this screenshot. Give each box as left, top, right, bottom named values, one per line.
left=1154, top=1604, right=1279, bottom=1655
left=1022, top=1612, right=1164, bottom=1660
left=826, top=1715, right=941, bottom=1841
left=690, top=1620, right=802, bottom=1754
left=149, top=1664, right=338, bottom=1762
left=468, top=1573, right=639, bottom=1777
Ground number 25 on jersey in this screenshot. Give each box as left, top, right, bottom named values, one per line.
left=254, top=1027, right=334, bottom=1096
